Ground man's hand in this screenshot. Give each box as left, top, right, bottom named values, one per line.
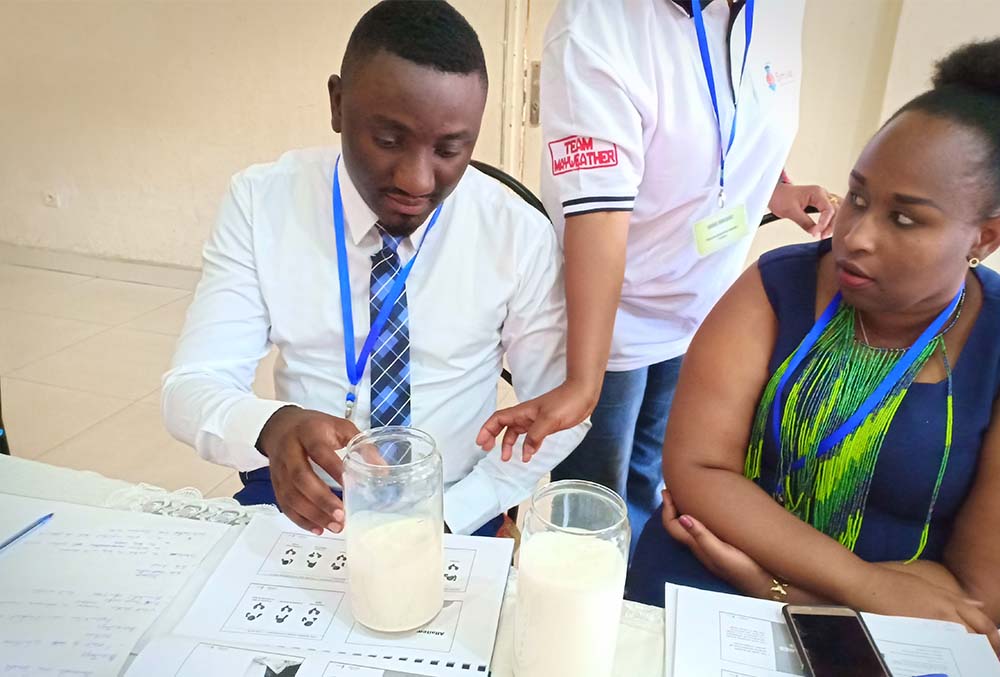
left=476, top=380, right=598, bottom=462
left=256, top=406, right=360, bottom=535
left=661, top=489, right=773, bottom=595
left=768, top=182, right=839, bottom=238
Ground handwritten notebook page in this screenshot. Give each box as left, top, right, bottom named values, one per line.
left=0, top=493, right=228, bottom=677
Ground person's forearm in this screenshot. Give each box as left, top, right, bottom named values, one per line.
left=162, top=369, right=289, bottom=470
left=784, top=584, right=833, bottom=605
left=765, top=563, right=961, bottom=606
left=675, top=469, right=989, bottom=612
left=788, top=562, right=963, bottom=608
left=881, top=559, right=1000, bottom=623
left=738, top=569, right=832, bottom=605
left=562, top=211, right=630, bottom=398
left=671, top=465, right=873, bottom=605
left=877, top=561, right=964, bottom=595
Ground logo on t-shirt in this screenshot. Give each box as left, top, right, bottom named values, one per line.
left=763, top=62, right=797, bottom=91
left=548, top=135, right=618, bottom=175
left=764, top=64, right=777, bottom=91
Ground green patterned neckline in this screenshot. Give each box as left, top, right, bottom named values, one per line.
left=745, top=301, right=958, bottom=562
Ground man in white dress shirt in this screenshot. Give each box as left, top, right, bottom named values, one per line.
left=162, top=0, right=588, bottom=537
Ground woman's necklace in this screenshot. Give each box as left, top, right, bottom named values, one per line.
left=856, top=288, right=967, bottom=351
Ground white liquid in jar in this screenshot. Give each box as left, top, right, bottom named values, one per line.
left=514, top=531, right=626, bottom=677
left=346, top=511, right=444, bottom=632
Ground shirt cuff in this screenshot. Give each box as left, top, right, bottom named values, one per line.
left=443, top=467, right=502, bottom=536
left=222, top=398, right=300, bottom=471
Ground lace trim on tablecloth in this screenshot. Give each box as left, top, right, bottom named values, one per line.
left=102, top=483, right=278, bottom=526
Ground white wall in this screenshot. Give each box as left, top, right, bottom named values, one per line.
left=0, top=1, right=507, bottom=269
left=881, top=0, right=1000, bottom=121
left=879, top=0, right=1000, bottom=270
left=2, top=0, right=994, bottom=270
left=748, top=0, right=903, bottom=258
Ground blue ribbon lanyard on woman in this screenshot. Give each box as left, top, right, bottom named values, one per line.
left=691, top=0, right=755, bottom=208
left=332, top=156, right=442, bottom=420
left=770, top=286, right=966, bottom=481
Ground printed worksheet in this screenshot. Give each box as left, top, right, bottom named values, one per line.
left=173, top=513, right=512, bottom=675
left=665, top=584, right=1000, bottom=677
left=0, top=493, right=228, bottom=677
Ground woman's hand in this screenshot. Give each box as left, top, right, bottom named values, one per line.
left=476, top=379, right=598, bottom=461
left=661, top=489, right=773, bottom=596
left=848, top=564, right=1000, bottom=654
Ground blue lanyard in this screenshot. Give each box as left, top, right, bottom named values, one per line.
left=770, top=286, right=965, bottom=478
left=332, top=156, right=442, bottom=419
left=691, top=0, right=755, bottom=207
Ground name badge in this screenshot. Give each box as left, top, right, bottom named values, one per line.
left=693, top=204, right=749, bottom=257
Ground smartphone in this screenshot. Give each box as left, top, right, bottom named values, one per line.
left=782, top=605, right=892, bottom=677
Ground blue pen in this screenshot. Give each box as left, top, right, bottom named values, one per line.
left=0, top=512, right=54, bottom=552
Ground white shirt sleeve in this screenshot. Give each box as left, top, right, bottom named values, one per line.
left=161, top=173, right=296, bottom=471
left=441, top=212, right=590, bottom=535
left=540, top=31, right=645, bottom=219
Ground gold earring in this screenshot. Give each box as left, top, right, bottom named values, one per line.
left=968, top=257, right=981, bottom=268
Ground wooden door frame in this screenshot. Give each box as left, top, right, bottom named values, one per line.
left=498, top=0, right=530, bottom=180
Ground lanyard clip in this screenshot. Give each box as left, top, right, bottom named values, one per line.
left=718, top=188, right=726, bottom=209
left=344, top=386, right=357, bottom=420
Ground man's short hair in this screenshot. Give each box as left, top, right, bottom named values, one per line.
left=342, top=0, right=488, bottom=89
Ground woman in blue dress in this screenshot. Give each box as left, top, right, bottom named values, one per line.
left=625, top=39, right=1000, bottom=651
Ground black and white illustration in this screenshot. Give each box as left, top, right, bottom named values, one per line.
left=442, top=548, right=475, bottom=593
left=260, top=531, right=475, bottom=594
left=346, top=600, right=463, bottom=653
left=173, top=642, right=304, bottom=677
left=259, top=533, right=349, bottom=582
left=718, top=612, right=804, bottom=675
left=222, top=584, right=343, bottom=640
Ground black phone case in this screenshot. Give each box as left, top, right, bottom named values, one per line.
left=781, top=605, right=893, bottom=677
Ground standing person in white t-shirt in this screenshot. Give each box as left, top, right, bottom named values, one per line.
left=478, top=0, right=838, bottom=542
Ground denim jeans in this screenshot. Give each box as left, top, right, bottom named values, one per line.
left=551, top=355, right=684, bottom=556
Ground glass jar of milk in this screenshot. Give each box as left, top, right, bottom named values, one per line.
left=343, top=426, right=444, bottom=632
left=514, top=480, right=630, bottom=677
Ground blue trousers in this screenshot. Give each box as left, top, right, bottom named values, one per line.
left=235, top=467, right=505, bottom=538
left=552, top=355, right=684, bottom=555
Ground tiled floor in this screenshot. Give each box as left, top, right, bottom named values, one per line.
left=0, top=262, right=518, bottom=499
left=0, top=263, right=272, bottom=497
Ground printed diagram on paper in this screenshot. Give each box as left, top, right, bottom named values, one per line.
left=258, top=531, right=478, bottom=594
left=173, top=514, right=512, bottom=674
left=716, top=611, right=804, bottom=675
left=222, top=583, right=344, bottom=641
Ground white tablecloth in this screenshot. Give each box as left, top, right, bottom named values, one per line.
left=0, top=455, right=666, bottom=676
